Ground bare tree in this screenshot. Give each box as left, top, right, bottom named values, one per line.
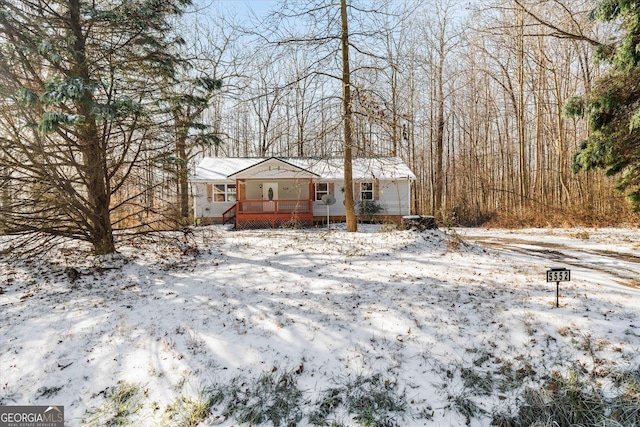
left=248, top=55, right=289, bottom=157
left=248, top=0, right=397, bottom=231
left=421, top=0, right=464, bottom=217
left=189, top=0, right=635, bottom=225
left=340, top=0, right=357, bottom=231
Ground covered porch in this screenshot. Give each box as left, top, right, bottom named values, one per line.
left=223, top=163, right=317, bottom=229
left=223, top=179, right=314, bottom=229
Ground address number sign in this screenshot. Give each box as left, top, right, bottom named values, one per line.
left=546, top=267, right=571, bottom=308
left=546, top=268, right=570, bottom=282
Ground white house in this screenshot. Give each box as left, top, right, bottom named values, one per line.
left=189, top=156, right=416, bottom=229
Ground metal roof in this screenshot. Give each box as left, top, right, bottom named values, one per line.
left=190, top=157, right=416, bottom=181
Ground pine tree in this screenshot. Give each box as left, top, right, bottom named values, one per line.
left=165, top=75, right=222, bottom=223
left=0, top=0, right=190, bottom=253
left=570, top=0, right=640, bottom=210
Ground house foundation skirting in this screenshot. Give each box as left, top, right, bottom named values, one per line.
left=195, top=214, right=407, bottom=229
left=313, top=215, right=405, bottom=226
left=236, top=218, right=314, bottom=230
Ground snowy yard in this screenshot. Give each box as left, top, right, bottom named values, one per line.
left=1, top=225, right=639, bottom=426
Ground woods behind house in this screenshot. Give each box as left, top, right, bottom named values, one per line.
left=1, top=0, right=639, bottom=254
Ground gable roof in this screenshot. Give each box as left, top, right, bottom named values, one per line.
left=227, top=157, right=320, bottom=179
left=190, top=157, right=416, bottom=181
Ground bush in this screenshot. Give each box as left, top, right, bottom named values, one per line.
left=357, top=201, right=384, bottom=222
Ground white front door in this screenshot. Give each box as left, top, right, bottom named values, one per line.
left=262, top=182, right=278, bottom=211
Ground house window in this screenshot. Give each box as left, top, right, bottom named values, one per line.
left=213, top=184, right=226, bottom=202
left=209, top=184, right=236, bottom=202
left=226, top=184, right=237, bottom=201
left=315, top=182, right=328, bottom=200
left=360, top=182, right=374, bottom=200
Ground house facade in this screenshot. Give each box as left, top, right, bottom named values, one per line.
left=190, top=157, right=415, bottom=229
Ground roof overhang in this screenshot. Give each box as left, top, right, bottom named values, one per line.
left=189, top=156, right=416, bottom=182
left=227, top=157, right=320, bottom=179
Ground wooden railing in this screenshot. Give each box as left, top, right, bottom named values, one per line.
left=237, top=199, right=312, bottom=214
left=222, top=204, right=237, bottom=224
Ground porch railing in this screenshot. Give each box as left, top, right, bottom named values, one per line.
left=222, top=204, right=237, bottom=225
left=237, top=199, right=312, bottom=214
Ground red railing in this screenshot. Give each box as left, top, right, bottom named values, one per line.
left=237, top=199, right=312, bottom=214
left=222, top=204, right=237, bottom=225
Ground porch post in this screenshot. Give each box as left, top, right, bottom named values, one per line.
left=236, top=178, right=240, bottom=229
left=309, top=178, right=314, bottom=215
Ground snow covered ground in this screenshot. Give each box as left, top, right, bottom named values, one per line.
left=1, top=225, right=639, bottom=426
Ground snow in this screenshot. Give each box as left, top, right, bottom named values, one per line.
left=192, top=157, right=416, bottom=181
left=1, top=225, right=639, bottom=426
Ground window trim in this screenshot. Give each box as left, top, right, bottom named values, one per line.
left=226, top=184, right=236, bottom=201
left=360, top=181, right=374, bottom=201
left=315, top=182, right=329, bottom=201
left=208, top=183, right=236, bottom=202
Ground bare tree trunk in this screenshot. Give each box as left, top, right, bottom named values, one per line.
left=533, top=37, right=542, bottom=204
left=340, top=0, right=357, bottom=232
left=0, top=166, right=8, bottom=213
left=434, top=51, right=445, bottom=216
left=516, top=3, right=528, bottom=209
left=176, top=130, right=189, bottom=222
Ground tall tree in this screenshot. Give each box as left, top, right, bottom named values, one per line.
left=515, top=2, right=528, bottom=208
left=340, top=0, right=357, bottom=232
left=0, top=0, right=190, bottom=254
left=167, top=74, right=222, bottom=223
left=421, top=0, right=463, bottom=216
left=165, top=12, right=243, bottom=222
left=259, top=0, right=392, bottom=231
left=248, top=54, right=288, bottom=157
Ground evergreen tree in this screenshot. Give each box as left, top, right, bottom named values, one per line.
left=570, top=0, right=640, bottom=210
left=165, top=75, right=222, bottom=223
left=0, top=0, right=190, bottom=253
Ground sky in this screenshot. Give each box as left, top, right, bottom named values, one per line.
left=206, top=0, right=277, bottom=22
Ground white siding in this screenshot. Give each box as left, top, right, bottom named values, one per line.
left=193, top=182, right=235, bottom=219
left=311, top=179, right=411, bottom=217
left=378, top=180, right=411, bottom=215
left=313, top=180, right=346, bottom=217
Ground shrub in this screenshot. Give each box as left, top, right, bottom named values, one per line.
left=357, top=201, right=384, bottom=222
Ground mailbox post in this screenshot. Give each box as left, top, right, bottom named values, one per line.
left=546, top=268, right=571, bottom=308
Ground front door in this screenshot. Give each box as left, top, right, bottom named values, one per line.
left=262, top=182, right=278, bottom=212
